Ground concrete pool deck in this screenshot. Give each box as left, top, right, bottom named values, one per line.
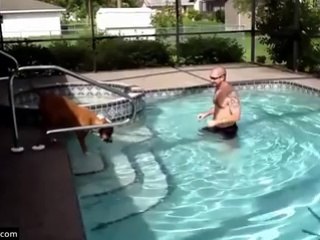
left=0, top=63, right=319, bottom=240
left=83, top=63, right=320, bottom=90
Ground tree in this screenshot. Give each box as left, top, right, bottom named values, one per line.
left=256, top=0, right=320, bottom=71
left=233, top=0, right=253, bottom=13
left=233, top=0, right=268, bottom=14
left=151, top=6, right=176, bottom=29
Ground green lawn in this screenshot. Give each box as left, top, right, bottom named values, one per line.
left=182, top=18, right=221, bottom=27
left=243, top=33, right=270, bottom=62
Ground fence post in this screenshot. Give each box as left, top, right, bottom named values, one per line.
left=0, top=15, right=3, bottom=50
left=292, top=0, right=299, bottom=72
left=88, top=0, right=97, bottom=72
left=250, top=0, right=256, bottom=63
left=175, top=0, right=181, bottom=65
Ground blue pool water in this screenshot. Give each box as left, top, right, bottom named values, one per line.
left=73, top=87, right=320, bottom=240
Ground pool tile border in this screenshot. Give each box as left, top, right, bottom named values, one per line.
left=136, top=80, right=320, bottom=100
left=10, top=83, right=146, bottom=124
left=5, top=79, right=320, bottom=127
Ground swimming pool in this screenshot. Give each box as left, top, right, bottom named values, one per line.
left=72, top=85, right=320, bottom=240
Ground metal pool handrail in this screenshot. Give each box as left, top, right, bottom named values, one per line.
left=0, top=50, right=19, bottom=69
left=0, top=50, right=137, bottom=153
left=46, top=119, right=130, bottom=135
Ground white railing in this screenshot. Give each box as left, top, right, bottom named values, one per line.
left=0, top=50, right=137, bottom=153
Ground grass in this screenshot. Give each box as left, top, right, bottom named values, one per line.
left=243, top=33, right=270, bottom=62
left=183, top=17, right=221, bottom=27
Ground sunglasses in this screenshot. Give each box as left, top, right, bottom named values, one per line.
left=210, top=74, right=225, bottom=80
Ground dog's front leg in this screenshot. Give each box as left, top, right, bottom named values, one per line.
left=32, top=116, right=49, bottom=151
left=76, top=131, right=88, bottom=155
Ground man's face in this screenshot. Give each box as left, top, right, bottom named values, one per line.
left=209, top=71, right=225, bottom=87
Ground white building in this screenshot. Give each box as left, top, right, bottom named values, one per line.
left=142, top=0, right=194, bottom=13
left=0, top=0, right=65, bottom=38
left=224, top=0, right=250, bottom=30
left=96, top=8, right=156, bottom=40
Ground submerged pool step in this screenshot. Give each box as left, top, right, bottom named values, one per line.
left=79, top=149, right=168, bottom=232
left=73, top=125, right=155, bottom=197
left=74, top=151, right=136, bottom=198
left=68, top=133, right=136, bottom=198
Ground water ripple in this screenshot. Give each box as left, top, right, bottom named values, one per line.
left=90, top=89, right=320, bottom=240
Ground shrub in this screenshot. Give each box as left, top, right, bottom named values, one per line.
left=4, top=43, right=56, bottom=77
left=95, top=39, right=172, bottom=70
left=0, top=54, right=15, bottom=77
left=3, top=41, right=93, bottom=76
left=256, top=55, right=266, bottom=64
left=200, top=12, right=216, bottom=21
left=5, top=42, right=55, bottom=66
left=187, top=9, right=203, bottom=21
left=179, top=36, right=244, bottom=65
left=1, top=37, right=244, bottom=73
left=48, top=40, right=93, bottom=72
left=151, top=6, right=176, bottom=30
left=215, top=9, right=225, bottom=23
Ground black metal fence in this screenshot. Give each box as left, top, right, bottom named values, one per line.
left=0, top=0, right=318, bottom=73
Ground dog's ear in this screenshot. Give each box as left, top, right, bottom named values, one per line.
left=101, top=118, right=112, bottom=125
left=93, top=115, right=104, bottom=125
left=96, top=113, right=105, bottom=120
left=95, top=114, right=112, bottom=124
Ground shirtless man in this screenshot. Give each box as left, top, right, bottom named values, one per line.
left=197, top=66, right=241, bottom=139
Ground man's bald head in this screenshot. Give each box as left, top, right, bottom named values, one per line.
left=211, top=66, right=226, bottom=77
left=209, top=66, right=227, bottom=86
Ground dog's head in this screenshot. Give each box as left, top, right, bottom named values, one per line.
left=96, top=115, right=114, bottom=143
left=99, top=126, right=114, bottom=143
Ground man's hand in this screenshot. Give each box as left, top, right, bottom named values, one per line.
left=197, top=113, right=207, bottom=121
left=207, top=119, right=217, bottom=127
left=197, top=107, right=215, bottom=121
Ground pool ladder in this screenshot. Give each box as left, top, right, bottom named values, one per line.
left=0, top=50, right=137, bottom=153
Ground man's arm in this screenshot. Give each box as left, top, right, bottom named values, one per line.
left=204, top=107, right=215, bottom=117
left=197, top=106, right=215, bottom=120
left=208, top=91, right=240, bottom=126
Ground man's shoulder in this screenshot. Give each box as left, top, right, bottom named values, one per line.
left=224, top=83, right=241, bottom=106
left=226, top=82, right=236, bottom=90
left=220, top=82, right=237, bottom=95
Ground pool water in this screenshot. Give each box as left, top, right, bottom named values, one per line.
left=74, top=88, right=320, bottom=240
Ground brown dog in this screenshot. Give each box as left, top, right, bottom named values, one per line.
left=36, top=93, right=114, bottom=154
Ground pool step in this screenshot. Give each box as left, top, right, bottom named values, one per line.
left=66, top=132, right=136, bottom=198
left=66, top=133, right=105, bottom=175
left=73, top=125, right=154, bottom=197
left=77, top=127, right=168, bottom=233
left=74, top=148, right=136, bottom=198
